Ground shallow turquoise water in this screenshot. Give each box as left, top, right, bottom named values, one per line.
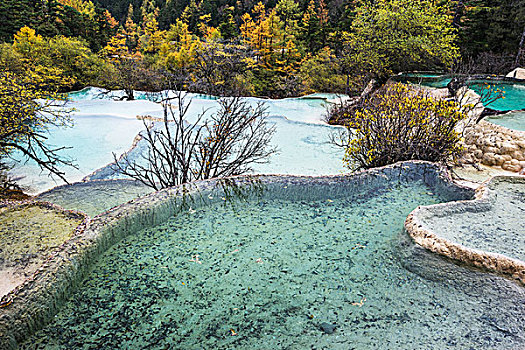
left=424, top=78, right=451, bottom=88
left=470, top=82, right=525, bottom=111
left=485, top=111, right=525, bottom=131
left=22, top=181, right=525, bottom=349
left=68, top=88, right=331, bottom=124
left=90, top=116, right=346, bottom=181
left=422, top=178, right=525, bottom=262
left=402, top=73, right=446, bottom=78
left=9, top=115, right=145, bottom=193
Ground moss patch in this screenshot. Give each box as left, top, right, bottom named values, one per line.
left=0, top=204, right=83, bottom=298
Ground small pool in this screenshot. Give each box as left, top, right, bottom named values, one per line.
left=20, top=166, right=525, bottom=349
left=0, top=203, right=84, bottom=298
left=415, top=176, right=525, bottom=263
left=485, top=111, right=525, bottom=131
left=396, top=74, right=525, bottom=110
left=396, top=75, right=525, bottom=131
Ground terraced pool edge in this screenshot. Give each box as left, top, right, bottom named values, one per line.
left=406, top=176, right=525, bottom=285
left=0, top=201, right=89, bottom=345
left=0, top=161, right=471, bottom=349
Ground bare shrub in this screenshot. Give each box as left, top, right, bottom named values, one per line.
left=114, top=93, right=276, bottom=190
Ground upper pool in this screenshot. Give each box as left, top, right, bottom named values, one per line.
left=19, top=164, right=525, bottom=349
left=395, top=74, right=525, bottom=111
left=12, top=89, right=346, bottom=194
left=395, top=74, right=525, bottom=131
left=393, top=73, right=451, bottom=89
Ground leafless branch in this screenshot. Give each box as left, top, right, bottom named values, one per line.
left=113, top=91, right=276, bottom=190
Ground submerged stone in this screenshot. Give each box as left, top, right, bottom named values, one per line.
left=320, top=322, right=337, bottom=334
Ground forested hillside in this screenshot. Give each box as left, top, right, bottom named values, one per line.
left=0, top=0, right=523, bottom=97
left=0, top=0, right=117, bottom=51
left=93, top=0, right=525, bottom=61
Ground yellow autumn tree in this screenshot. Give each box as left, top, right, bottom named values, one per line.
left=12, top=27, right=106, bottom=89
left=124, top=5, right=139, bottom=52
left=159, top=20, right=201, bottom=71
left=241, top=3, right=305, bottom=77
left=139, top=10, right=165, bottom=54
left=104, top=32, right=129, bottom=60
left=197, top=14, right=221, bottom=41
left=0, top=70, right=74, bottom=182
left=240, top=3, right=288, bottom=67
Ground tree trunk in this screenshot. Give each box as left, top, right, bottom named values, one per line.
left=125, top=88, right=135, bottom=101
left=452, top=1, right=464, bottom=29
left=327, top=78, right=382, bottom=125
left=515, top=27, right=525, bottom=68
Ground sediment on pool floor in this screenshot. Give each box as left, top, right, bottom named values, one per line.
left=0, top=161, right=474, bottom=349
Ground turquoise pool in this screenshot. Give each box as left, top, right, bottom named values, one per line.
left=396, top=74, right=525, bottom=130
left=417, top=177, right=525, bottom=263
left=21, top=174, right=525, bottom=349
left=396, top=74, right=525, bottom=111
left=470, top=81, right=525, bottom=111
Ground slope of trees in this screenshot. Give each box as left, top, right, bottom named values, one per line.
left=450, top=0, right=525, bottom=71
left=0, top=0, right=523, bottom=97
left=2, top=27, right=114, bottom=91
left=342, top=0, right=459, bottom=83
left=0, top=0, right=118, bottom=51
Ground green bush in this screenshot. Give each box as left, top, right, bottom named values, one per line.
left=342, top=83, right=467, bottom=170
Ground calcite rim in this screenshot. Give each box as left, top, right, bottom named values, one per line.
left=405, top=175, right=525, bottom=285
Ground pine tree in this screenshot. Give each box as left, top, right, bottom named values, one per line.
left=0, top=0, right=35, bottom=42
left=140, top=0, right=157, bottom=23
left=218, top=6, right=238, bottom=40
left=124, top=4, right=140, bottom=52
left=140, top=10, right=165, bottom=54
left=299, top=0, right=324, bottom=52
left=181, top=0, right=203, bottom=32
